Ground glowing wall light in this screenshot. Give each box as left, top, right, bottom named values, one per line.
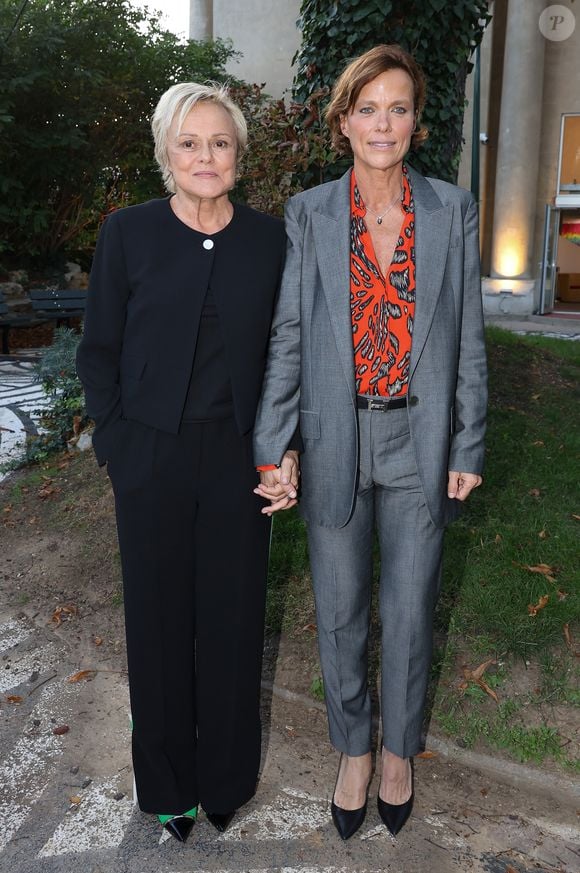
left=492, top=226, right=528, bottom=278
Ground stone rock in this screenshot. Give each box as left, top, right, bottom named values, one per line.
left=8, top=269, right=28, bottom=285
left=76, top=431, right=93, bottom=452
left=68, top=430, right=93, bottom=453
left=66, top=272, right=89, bottom=290
left=65, top=261, right=82, bottom=276
left=0, top=281, right=24, bottom=299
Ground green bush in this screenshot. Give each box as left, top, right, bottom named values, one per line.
left=23, top=327, right=87, bottom=464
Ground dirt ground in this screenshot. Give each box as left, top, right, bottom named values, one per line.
left=1, top=449, right=580, bottom=872
left=1, top=448, right=578, bottom=777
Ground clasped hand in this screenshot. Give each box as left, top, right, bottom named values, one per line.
left=254, top=451, right=300, bottom=516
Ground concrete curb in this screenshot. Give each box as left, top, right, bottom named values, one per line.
left=261, top=680, right=580, bottom=808
left=485, top=313, right=580, bottom=339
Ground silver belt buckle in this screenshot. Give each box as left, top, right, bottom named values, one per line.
left=369, top=398, right=385, bottom=411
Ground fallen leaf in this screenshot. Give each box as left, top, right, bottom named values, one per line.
left=531, top=393, right=540, bottom=401
left=463, top=658, right=496, bottom=682
left=416, top=750, right=437, bottom=759
left=563, top=623, right=580, bottom=656
left=478, top=679, right=499, bottom=703
left=538, top=529, right=548, bottom=539
left=517, top=562, right=557, bottom=583
left=532, top=440, right=545, bottom=447
left=52, top=725, right=70, bottom=735
left=28, top=516, right=38, bottom=525
left=93, top=636, right=103, bottom=646
left=480, top=787, right=489, bottom=797
left=6, top=695, right=22, bottom=704
left=67, top=670, right=96, bottom=684
left=69, top=795, right=82, bottom=805
left=494, top=534, right=502, bottom=544
left=557, top=589, right=568, bottom=601
left=529, top=488, right=541, bottom=498
left=506, top=867, right=518, bottom=873
left=528, top=594, right=549, bottom=616
left=461, top=659, right=499, bottom=702
left=38, top=486, right=57, bottom=499
left=302, top=623, right=317, bottom=632
left=572, top=514, right=580, bottom=522
left=3, top=504, right=12, bottom=514
left=51, top=604, right=77, bottom=626
left=526, top=562, right=556, bottom=576
left=72, top=415, right=82, bottom=435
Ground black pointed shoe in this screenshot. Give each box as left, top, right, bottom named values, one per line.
left=163, top=815, right=195, bottom=843
left=331, top=798, right=367, bottom=840
left=377, top=755, right=414, bottom=836
left=377, top=791, right=414, bottom=836
left=205, top=810, right=236, bottom=832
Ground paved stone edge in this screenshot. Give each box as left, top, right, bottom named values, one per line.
left=261, top=680, right=580, bottom=807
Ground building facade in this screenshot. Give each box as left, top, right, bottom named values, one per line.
left=190, top=0, right=580, bottom=315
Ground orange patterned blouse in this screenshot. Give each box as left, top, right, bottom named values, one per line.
left=350, top=165, right=415, bottom=397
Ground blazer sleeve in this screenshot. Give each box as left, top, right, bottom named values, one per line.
left=448, top=195, right=488, bottom=474
left=253, top=198, right=303, bottom=466
left=76, top=214, right=131, bottom=466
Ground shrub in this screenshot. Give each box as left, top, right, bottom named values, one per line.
left=23, top=327, right=87, bottom=464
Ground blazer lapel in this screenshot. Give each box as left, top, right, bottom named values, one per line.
left=312, top=171, right=356, bottom=396
left=408, top=167, right=453, bottom=377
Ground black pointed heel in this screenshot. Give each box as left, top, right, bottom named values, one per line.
left=377, top=790, right=414, bottom=836
left=330, top=754, right=370, bottom=841
left=163, top=815, right=195, bottom=842
left=205, top=810, right=236, bottom=832
left=158, top=806, right=198, bottom=843
left=377, top=757, right=414, bottom=836
left=331, top=798, right=367, bottom=840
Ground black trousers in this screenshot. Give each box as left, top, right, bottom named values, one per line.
left=107, top=417, right=271, bottom=814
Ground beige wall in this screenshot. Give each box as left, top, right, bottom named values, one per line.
left=213, top=0, right=301, bottom=98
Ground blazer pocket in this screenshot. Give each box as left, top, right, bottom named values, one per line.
left=299, top=409, right=320, bottom=440
left=120, top=353, right=147, bottom=381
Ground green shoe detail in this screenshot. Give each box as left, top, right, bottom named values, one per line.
left=157, top=806, right=198, bottom=825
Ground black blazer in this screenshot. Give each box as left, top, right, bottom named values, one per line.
left=76, top=198, right=286, bottom=465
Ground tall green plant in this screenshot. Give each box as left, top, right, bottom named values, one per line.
left=0, top=0, right=239, bottom=263
left=23, top=327, right=87, bottom=465
left=293, top=0, right=491, bottom=183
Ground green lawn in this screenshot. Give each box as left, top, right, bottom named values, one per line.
left=267, top=327, right=580, bottom=769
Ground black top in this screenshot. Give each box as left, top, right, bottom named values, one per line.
left=76, top=197, right=286, bottom=465
left=181, top=283, right=234, bottom=423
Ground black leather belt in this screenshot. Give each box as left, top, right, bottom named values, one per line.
left=356, top=394, right=408, bottom=411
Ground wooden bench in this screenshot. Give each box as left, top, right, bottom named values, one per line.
left=0, top=288, right=86, bottom=354
left=29, top=289, right=87, bottom=325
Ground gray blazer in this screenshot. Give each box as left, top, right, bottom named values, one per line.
left=253, top=166, right=487, bottom=529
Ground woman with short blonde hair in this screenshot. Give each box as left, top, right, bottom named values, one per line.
left=78, top=81, right=290, bottom=843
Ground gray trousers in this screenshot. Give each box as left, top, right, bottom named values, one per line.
left=307, top=406, right=444, bottom=759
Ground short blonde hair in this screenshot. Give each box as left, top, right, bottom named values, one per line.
left=325, top=45, right=428, bottom=155
left=151, top=82, right=248, bottom=193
